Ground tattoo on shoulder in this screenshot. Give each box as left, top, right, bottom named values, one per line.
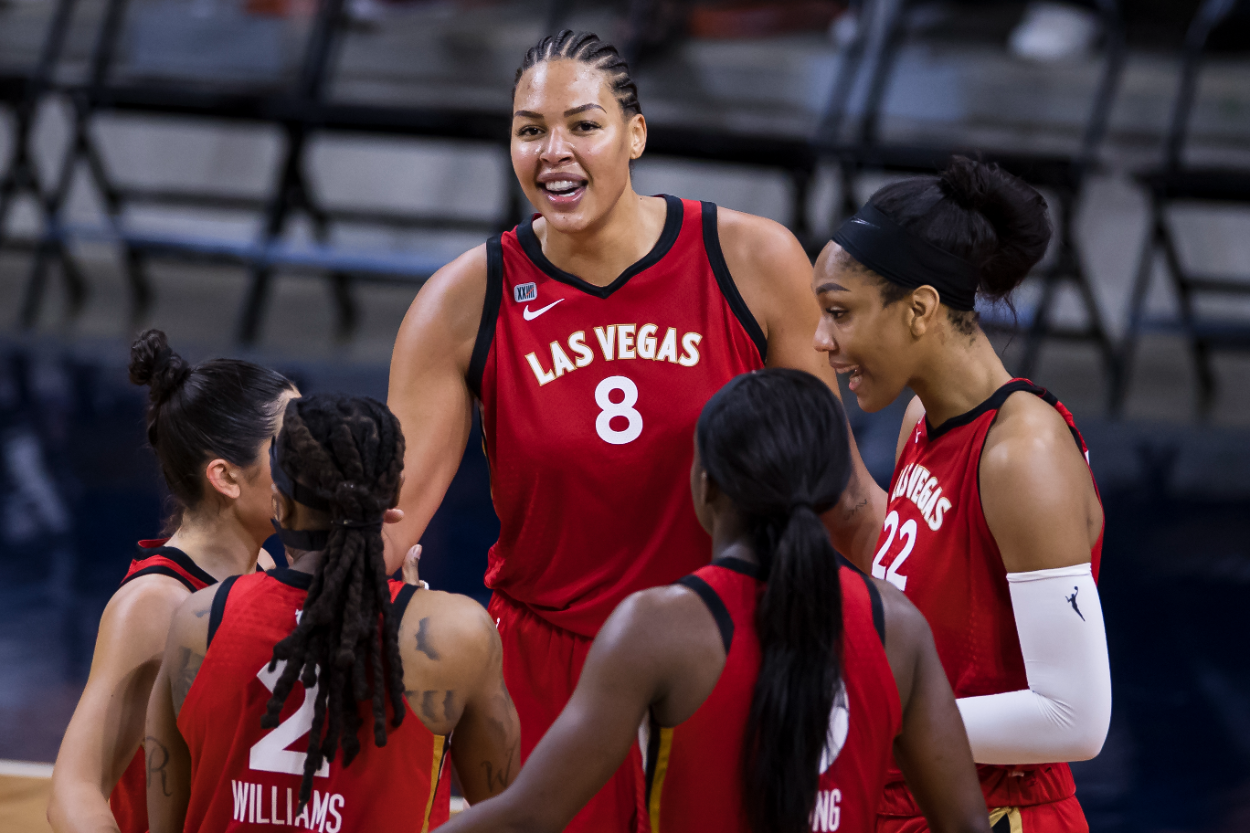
left=192, top=606, right=210, bottom=618
left=144, top=736, right=172, bottom=797
left=409, top=689, right=458, bottom=725
left=415, top=617, right=440, bottom=661
left=171, top=646, right=204, bottom=714
left=843, top=498, right=868, bottom=519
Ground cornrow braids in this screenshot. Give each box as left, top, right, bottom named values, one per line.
left=259, top=394, right=408, bottom=810
left=513, top=29, right=642, bottom=117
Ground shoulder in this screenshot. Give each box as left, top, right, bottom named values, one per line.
left=980, top=390, right=1086, bottom=486
left=399, top=590, right=498, bottom=673
left=895, top=395, right=926, bottom=463
left=715, top=207, right=809, bottom=283
left=166, top=583, right=219, bottom=654
left=393, top=244, right=491, bottom=371
left=100, top=574, right=194, bottom=657
left=871, top=575, right=934, bottom=706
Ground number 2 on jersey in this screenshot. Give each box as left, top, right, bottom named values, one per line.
left=250, top=660, right=330, bottom=777
left=872, top=510, right=916, bottom=591
left=595, top=376, right=643, bottom=445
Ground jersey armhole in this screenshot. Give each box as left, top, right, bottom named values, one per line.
left=675, top=575, right=734, bottom=655
left=700, top=202, right=768, bottom=364
left=392, top=582, right=420, bottom=621
left=858, top=571, right=886, bottom=646
left=206, top=575, right=240, bottom=650
left=466, top=236, right=504, bottom=400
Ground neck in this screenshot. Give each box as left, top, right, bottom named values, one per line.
left=165, top=511, right=264, bottom=582
left=537, top=188, right=660, bottom=287
left=908, top=327, right=1013, bottom=427
left=709, top=511, right=758, bottom=567
left=287, top=546, right=323, bottom=575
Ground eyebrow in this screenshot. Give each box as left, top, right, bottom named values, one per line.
left=513, top=103, right=607, bottom=119
left=815, top=282, right=850, bottom=293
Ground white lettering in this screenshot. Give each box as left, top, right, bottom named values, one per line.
left=232, top=780, right=248, bottom=822
left=617, top=324, right=637, bottom=359
left=636, top=324, right=658, bottom=360
left=311, top=790, right=331, bottom=832
left=678, top=332, right=702, bottom=367
left=567, top=331, right=594, bottom=367
left=525, top=352, right=556, bottom=386
left=550, top=341, right=576, bottom=378
left=257, top=783, right=269, bottom=824
left=325, top=794, right=345, bottom=833
left=928, top=497, right=951, bottom=531
left=656, top=328, right=679, bottom=363
left=593, top=326, right=616, bottom=360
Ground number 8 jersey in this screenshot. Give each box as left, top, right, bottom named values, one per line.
left=471, top=196, right=767, bottom=638
left=874, top=379, right=1104, bottom=817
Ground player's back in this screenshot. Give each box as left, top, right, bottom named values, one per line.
left=178, top=569, right=450, bottom=833
left=642, top=559, right=901, bottom=833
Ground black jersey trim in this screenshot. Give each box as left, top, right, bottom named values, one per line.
left=515, top=195, right=683, bottom=299
left=711, top=556, right=762, bottom=580
left=130, top=543, right=217, bottom=589
left=269, top=567, right=314, bottom=590
left=206, top=574, right=239, bottom=650
left=676, top=575, right=734, bottom=656
left=925, top=379, right=1043, bottom=441
left=858, top=570, right=886, bottom=646
left=121, top=565, right=200, bottom=593
left=392, top=582, right=420, bottom=622
left=701, top=201, right=768, bottom=364
left=467, top=235, right=504, bottom=399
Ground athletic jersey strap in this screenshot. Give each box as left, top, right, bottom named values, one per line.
left=392, top=582, right=420, bottom=621
left=123, top=564, right=198, bottom=593
left=121, top=543, right=216, bottom=590
left=206, top=575, right=239, bottom=650
left=467, top=234, right=504, bottom=399
left=858, top=570, right=886, bottom=646
left=675, top=574, right=734, bottom=655
left=700, top=201, right=767, bottom=363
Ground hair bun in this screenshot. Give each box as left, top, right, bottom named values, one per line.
left=129, top=329, right=191, bottom=401
left=937, top=156, right=1052, bottom=301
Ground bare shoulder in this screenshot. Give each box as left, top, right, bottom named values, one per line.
left=393, top=244, right=490, bottom=373
left=599, top=584, right=713, bottom=648
left=99, top=575, right=194, bottom=661
left=716, top=207, right=810, bottom=285
left=872, top=575, right=930, bottom=648
left=981, top=391, right=1087, bottom=483
left=895, top=395, right=926, bottom=464
left=166, top=584, right=218, bottom=653
left=399, top=590, right=497, bottom=677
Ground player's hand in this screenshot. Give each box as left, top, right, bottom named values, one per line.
left=402, top=545, right=426, bottom=587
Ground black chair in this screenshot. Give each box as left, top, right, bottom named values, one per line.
left=827, top=0, right=1125, bottom=396
left=1121, top=0, right=1250, bottom=414
left=1, top=0, right=88, bottom=321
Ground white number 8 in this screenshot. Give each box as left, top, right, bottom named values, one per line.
left=595, top=376, right=643, bottom=445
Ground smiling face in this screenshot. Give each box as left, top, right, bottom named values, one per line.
left=811, top=243, right=922, bottom=413
left=511, top=59, right=646, bottom=235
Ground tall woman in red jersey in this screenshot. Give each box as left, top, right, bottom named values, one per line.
left=813, top=158, right=1112, bottom=833
left=437, top=369, right=990, bottom=833
left=144, top=394, right=520, bottom=833
left=387, top=32, right=882, bottom=832
left=48, top=331, right=296, bottom=833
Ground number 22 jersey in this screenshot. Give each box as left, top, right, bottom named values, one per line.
left=471, top=196, right=767, bottom=637
left=873, top=379, right=1104, bottom=816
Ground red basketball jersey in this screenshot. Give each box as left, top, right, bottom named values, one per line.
left=643, top=559, right=902, bottom=833
left=177, top=570, right=451, bottom=832
left=471, top=197, right=767, bottom=637
left=873, top=380, right=1103, bottom=815
left=111, top=539, right=217, bottom=833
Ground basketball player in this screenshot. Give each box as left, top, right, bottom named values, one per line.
left=144, top=394, right=520, bottom=833
left=436, top=370, right=990, bottom=833
left=386, top=31, right=882, bottom=832
left=48, top=331, right=297, bottom=833
left=813, top=158, right=1111, bottom=832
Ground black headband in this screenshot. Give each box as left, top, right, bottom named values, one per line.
left=832, top=202, right=979, bottom=312
left=269, top=442, right=332, bottom=513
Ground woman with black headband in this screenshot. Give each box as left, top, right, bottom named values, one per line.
left=435, top=369, right=990, bottom=833
left=813, top=157, right=1110, bottom=833
left=144, top=394, right=520, bottom=833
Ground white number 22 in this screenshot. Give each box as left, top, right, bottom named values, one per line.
left=871, top=510, right=916, bottom=592
left=250, top=660, right=330, bottom=777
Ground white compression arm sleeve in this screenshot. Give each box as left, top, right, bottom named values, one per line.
left=956, top=563, right=1112, bottom=765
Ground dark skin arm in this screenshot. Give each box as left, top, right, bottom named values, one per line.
left=720, top=209, right=888, bottom=569
left=397, top=590, right=522, bottom=804
left=438, top=578, right=988, bottom=833
left=144, top=584, right=215, bottom=833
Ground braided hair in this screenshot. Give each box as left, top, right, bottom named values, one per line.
left=260, top=394, right=407, bottom=809
left=513, top=30, right=641, bottom=117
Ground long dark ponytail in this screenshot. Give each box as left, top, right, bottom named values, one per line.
left=260, top=394, right=407, bottom=809
left=695, top=369, right=852, bottom=833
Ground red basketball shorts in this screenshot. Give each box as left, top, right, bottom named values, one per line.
left=877, top=796, right=1088, bottom=833
left=488, top=593, right=641, bottom=833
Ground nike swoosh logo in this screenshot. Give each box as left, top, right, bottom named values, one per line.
left=523, top=300, right=563, bottom=321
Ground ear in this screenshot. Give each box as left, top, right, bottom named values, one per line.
left=628, top=113, right=647, bottom=160
left=205, top=458, right=242, bottom=501
left=272, top=485, right=294, bottom=526
left=905, top=285, right=943, bottom=337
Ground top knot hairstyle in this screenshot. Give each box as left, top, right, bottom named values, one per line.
left=513, top=30, right=641, bottom=118
left=864, top=156, right=1052, bottom=331
left=128, top=329, right=293, bottom=529
left=261, top=394, right=407, bottom=809
left=695, top=369, right=852, bottom=833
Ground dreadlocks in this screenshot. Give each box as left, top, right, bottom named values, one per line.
left=260, top=394, right=407, bottom=809
left=513, top=29, right=642, bottom=117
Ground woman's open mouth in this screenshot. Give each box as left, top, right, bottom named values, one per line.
left=539, top=178, right=587, bottom=207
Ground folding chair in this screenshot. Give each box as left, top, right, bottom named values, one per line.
left=1121, top=0, right=1250, bottom=414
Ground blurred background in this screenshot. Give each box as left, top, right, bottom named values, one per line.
left=1, top=0, right=1249, bottom=830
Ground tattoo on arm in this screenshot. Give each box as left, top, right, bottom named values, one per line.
left=843, top=497, right=869, bottom=520
left=144, top=736, right=173, bottom=797
left=415, top=617, right=440, bottom=661
left=171, top=647, right=204, bottom=714
left=480, top=744, right=517, bottom=794
left=412, top=689, right=456, bottom=724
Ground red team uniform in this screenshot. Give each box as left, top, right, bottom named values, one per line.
left=176, top=569, right=451, bottom=833
left=642, top=558, right=902, bottom=833
left=111, top=539, right=218, bottom=833
left=872, top=380, right=1103, bottom=833
left=470, top=196, right=767, bottom=831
